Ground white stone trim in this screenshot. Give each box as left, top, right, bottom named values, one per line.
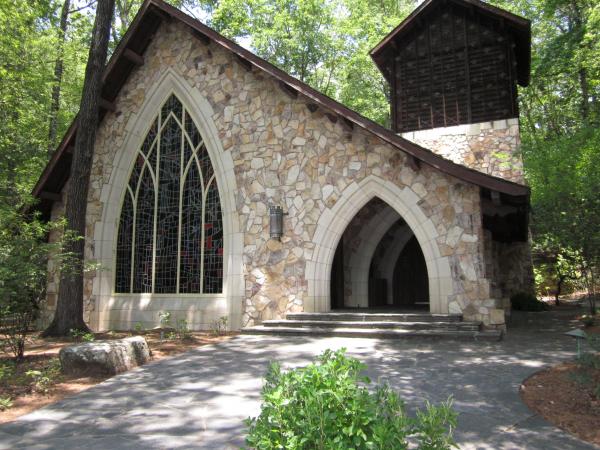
left=92, top=69, right=243, bottom=330
left=305, top=175, right=451, bottom=314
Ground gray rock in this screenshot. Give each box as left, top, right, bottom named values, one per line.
left=59, top=336, right=151, bottom=376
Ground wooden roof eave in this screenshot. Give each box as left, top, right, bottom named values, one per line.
left=32, top=0, right=530, bottom=212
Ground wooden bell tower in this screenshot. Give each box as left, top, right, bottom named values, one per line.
left=371, top=0, right=531, bottom=133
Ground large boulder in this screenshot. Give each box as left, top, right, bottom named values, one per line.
left=59, top=336, right=151, bottom=376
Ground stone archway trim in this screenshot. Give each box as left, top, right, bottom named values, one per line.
left=305, top=175, right=452, bottom=314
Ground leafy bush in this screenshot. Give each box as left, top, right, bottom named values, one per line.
left=69, top=328, right=95, bottom=342
left=210, top=316, right=228, bottom=336
left=0, top=397, right=12, bottom=411
left=25, top=358, right=61, bottom=394
left=0, top=361, right=14, bottom=382
left=175, top=318, right=192, bottom=340
left=0, top=198, right=83, bottom=360
left=510, top=293, right=549, bottom=311
left=245, top=349, right=457, bottom=450
left=0, top=208, right=61, bottom=360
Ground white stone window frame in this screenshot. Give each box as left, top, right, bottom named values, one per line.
left=92, top=70, right=244, bottom=330
left=116, top=94, right=220, bottom=295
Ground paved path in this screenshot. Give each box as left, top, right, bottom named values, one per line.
left=0, top=309, right=598, bottom=449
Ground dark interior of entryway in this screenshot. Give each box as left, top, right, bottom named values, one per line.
left=329, top=198, right=430, bottom=310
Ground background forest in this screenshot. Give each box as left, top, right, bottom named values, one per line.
left=0, top=0, right=599, bottom=302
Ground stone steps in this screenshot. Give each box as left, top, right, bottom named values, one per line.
left=241, top=312, right=502, bottom=341
left=262, top=319, right=480, bottom=331
left=242, top=325, right=502, bottom=341
left=285, top=312, right=462, bottom=323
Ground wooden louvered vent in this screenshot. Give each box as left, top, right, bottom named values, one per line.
left=388, top=4, right=520, bottom=133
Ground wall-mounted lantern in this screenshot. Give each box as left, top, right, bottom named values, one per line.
left=269, top=206, right=285, bottom=240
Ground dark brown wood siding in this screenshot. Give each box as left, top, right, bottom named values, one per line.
left=392, top=4, right=518, bottom=132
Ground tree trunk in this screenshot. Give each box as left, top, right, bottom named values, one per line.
left=555, top=274, right=564, bottom=306
left=43, top=0, right=115, bottom=337
left=47, top=0, right=71, bottom=158
left=579, top=68, right=590, bottom=122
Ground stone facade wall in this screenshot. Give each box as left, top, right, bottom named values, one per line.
left=44, top=20, right=507, bottom=330
left=484, top=230, right=535, bottom=310
left=401, top=119, right=524, bottom=183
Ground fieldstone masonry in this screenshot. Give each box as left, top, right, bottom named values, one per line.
left=43, top=20, right=531, bottom=332
left=401, top=119, right=524, bottom=184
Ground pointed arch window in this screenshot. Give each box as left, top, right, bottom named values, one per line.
left=115, top=94, right=223, bottom=294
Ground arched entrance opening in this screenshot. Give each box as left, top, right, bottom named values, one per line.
left=330, top=197, right=430, bottom=311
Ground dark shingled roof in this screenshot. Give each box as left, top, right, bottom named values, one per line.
left=32, top=0, right=529, bottom=219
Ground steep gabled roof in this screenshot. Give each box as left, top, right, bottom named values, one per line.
left=370, top=0, right=531, bottom=87
left=32, top=0, right=529, bottom=219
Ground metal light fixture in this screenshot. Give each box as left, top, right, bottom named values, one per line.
left=269, top=206, right=285, bottom=240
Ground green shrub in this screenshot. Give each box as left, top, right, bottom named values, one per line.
left=175, top=318, right=192, bottom=340
left=510, top=293, right=549, bottom=311
left=0, top=397, right=12, bottom=411
left=25, top=358, right=61, bottom=394
left=245, top=349, right=457, bottom=450
left=210, top=316, right=228, bottom=336
left=69, top=328, right=94, bottom=342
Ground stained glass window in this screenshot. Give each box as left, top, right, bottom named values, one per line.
left=115, top=94, right=223, bottom=294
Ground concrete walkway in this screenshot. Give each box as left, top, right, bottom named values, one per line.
left=0, top=309, right=597, bottom=449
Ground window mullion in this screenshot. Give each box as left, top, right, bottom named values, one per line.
left=127, top=186, right=136, bottom=293
left=151, top=112, right=161, bottom=294
left=176, top=110, right=185, bottom=294
left=200, top=174, right=215, bottom=294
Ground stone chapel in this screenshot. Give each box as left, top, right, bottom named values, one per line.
left=34, top=0, right=534, bottom=335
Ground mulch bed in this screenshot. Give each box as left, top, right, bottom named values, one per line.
left=0, top=330, right=236, bottom=424
left=520, top=324, right=600, bottom=446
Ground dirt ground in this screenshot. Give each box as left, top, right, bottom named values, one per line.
left=0, top=330, right=235, bottom=424
left=520, top=312, right=600, bottom=446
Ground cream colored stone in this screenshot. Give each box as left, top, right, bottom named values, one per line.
left=489, top=308, right=506, bottom=325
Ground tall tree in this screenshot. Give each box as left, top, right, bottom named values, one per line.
left=199, top=0, right=414, bottom=125
left=43, top=0, right=115, bottom=336
left=47, top=0, right=71, bottom=157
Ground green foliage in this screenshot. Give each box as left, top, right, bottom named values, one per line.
left=0, top=397, right=12, bottom=411
left=523, top=126, right=600, bottom=313
left=69, top=328, right=95, bottom=342
left=532, top=240, right=583, bottom=299
left=0, top=199, right=74, bottom=360
left=510, top=293, right=549, bottom=311
left=0, top=360, right=15, bottom=382
left=175, top=318, right=192, bottom=340
left=210, top=315, right=228, bottom=336
left=245, top=349, right=457, bottom=450
left=158, top=311, right=172, bottom=328
left=133, top=322, right=144, bottom=334
left=200, top=0, right=415, bottom=125
left=24, top=358, right=61, bottom=394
